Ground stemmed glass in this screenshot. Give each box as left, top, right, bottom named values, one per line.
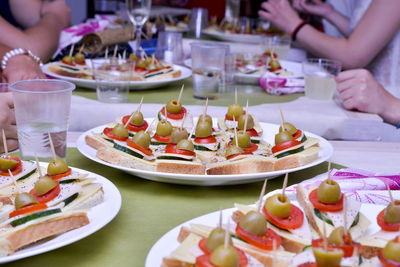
left=126, top=0, right=152, bottom=54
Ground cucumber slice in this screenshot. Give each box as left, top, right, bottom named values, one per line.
left=11, top=208, right=61, bottom=227
left=301, top=135, right=308, bottom=143
left=60, top=65, right=79, bottom=71
left=150, top=140, right=168, bottom=146
left=113, top=143, right=144, bottom=159
left=156, top=156, right=192, bottom=161
left=157, top=111, right=162, bottom=121
left=17, top=167, right=37, bottom=181
left=59, top=179, right=79, bottom=184
left=276, top=146, right=305, bottom=159
left=314, top=209, right=333, bottom=226
left=194, top=145, right=212, bottom=151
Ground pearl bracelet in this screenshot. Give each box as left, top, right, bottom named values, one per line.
left=1, top=48, right=42, bottom=71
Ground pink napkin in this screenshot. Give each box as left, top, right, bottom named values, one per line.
left=259, top=72, right=305, bottom=95
left=284, top=168, right=400, bottom=205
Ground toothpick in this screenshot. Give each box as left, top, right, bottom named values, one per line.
left=68, top=44, right=75, bottom=57
left=136, top=96, right=144, bottom=113
left=282, top=173, right=288, bottom=199
left=151, top=54, right=155, bottom=65
left=118, top=53, right=122, bottom=62
left=327, top=161, right=332, bottom=182
left=322, top=222, right=328, bottom=251
left=243, top=100, right=249, bottom=131
left=278, top=107, right=284, bottom=130
left=188, top=125, right=195, bottom=140
left=180, top=113, right=186, bottom=130
left=272, top=239, right=277, bottom=267
left=1, top=129, right=8, bottom=156
left=8, top=169, right=21, bottom=194
left=233, top=116, right=239, bottom=147
left=79, top=43, right=85, bottom=53
left=123, top=49, right=127, bottom=61
left=343, top=195, right=348, bottom=235
left=105, top=46, right=109, bottom=59
left=387, top=184, right=394, bottom=204
left=113, top=44, right=118, bottom=59
left=124, top=97, right=144, bottom=128
left=351, top=246, right=359, bottom=267
left=48, top=132, right=57, bottom=162
left=164, top=105, right=169, bottom=123
left=218, top=209, right=223, bottom=230
left=177, top=84, right=184, bottom=105
left=257, top=179, right=268, bottom=212
left=224, top=219, right=230, bottom=248
left=234, top=89, right=238, bottom=104
left=34, top=153, right=43, bottom=177
left=145, top=118, right=156, bottom=134
left=203, top=98, right=208, bottom=117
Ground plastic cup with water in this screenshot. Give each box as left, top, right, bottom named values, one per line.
left=261, top=35, right=291, bottom=60
left=155, top=31, right=184, bottom=65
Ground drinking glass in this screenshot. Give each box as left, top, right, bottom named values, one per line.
left=9, top=79, right=75, bottom=161
left=155, top=31, right=184, bottom=64
left=188, top=8, right=208, bottom=38
left=126, top=0, right=152, bottom=53
left=262, top=35, right=291, bottom=59
left=302, top=58, right=342, bottom=100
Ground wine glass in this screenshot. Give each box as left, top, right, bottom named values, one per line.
left=126, top=0, right=152, bottom=54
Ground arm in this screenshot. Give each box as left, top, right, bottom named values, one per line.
left=259, top=0, right=400, bottom=69
left=0, top=92, right=18, bottom=153
left=9, top=0, right=42, bottom=28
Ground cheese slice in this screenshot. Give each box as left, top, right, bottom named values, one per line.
left=325, top=197, right=361, bottom=230
left=193, top=139, right=219, bottom=151
left=169, top=233, right=202, bottom=264
left=0, top=161, right=37, bottom=187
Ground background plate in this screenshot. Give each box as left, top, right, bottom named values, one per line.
left=0, top=163, right=121, bottom=264
left=203, top=30, right=264, bottom=44
left=76, top=120, right=333, bottom=186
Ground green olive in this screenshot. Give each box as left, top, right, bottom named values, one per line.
left=176, top=139, right=194, bottom=152
left=0, top=157, right=18, bottom=171
left=279, top=122, right=297, bottom=135
left=269, top=59, right=281, bottom=71
left=156, top=120, right=172, bottom=136
left=14, top=192, right=38, bottom=210
left=384, top=200, right=400, bottom=224
left=382, top=239, right=400, bottom=262
left=170, top=128, right=188, bottom=144
left=210, top=245, right=239, bottom=267
left=62, top=55, right=73, bottom=64
left=129, top=54, right=138, bottom=61
left=132, top=131, right=151, bottom=148
left=237, top=114, right=254, bottom=130
left=317, top=179, right=341, bottom=204
left=232, top=131, right=251, bottom=148
left=166, top=100, right=182, bottom=114
left=47, top=159, right=69, bottom=176
left=145, top=57, right=153, bottom=66
left=128, top=112, right=144, bottom=126
left=109, top=57, right=118, bottom=65
left=239, top=211, right=266, bottom=236
left=225, top=145, right=244, bottom=158
left=136, top=59, right=147, bottom=69
left=265, top=194, right=291, bottom=219
left=227, top=104, right=243, bottom=119
left=74, top=52, right=85, bottom=64
left=198, top=114, right=213, bottom=125
left=206, top=228, right=232, bottom=251
left=195, top=121, right=212, bottom=138
left=34, top=176, right=57, bottom=196
left=328, top=227, right=345, bottom=246
left=112, top=124, right=129, bottom=138
left=312, top=247, right=343, bottom=267
left=274, top=131, right=294, bottom=145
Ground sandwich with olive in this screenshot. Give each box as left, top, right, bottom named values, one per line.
left=0, top=156, right=37, bottom=186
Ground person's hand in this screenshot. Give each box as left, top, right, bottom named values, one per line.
left=258, top=0, right=303, bottom=34
left=0, top=93, right=18, bottom=153
left=2, top=54, right=46, bottom=83
left=293, top=0, right=333, bottom=18
left=40, top=0, right=71, bottom=30
left=335, top=69, right=391, bottom=115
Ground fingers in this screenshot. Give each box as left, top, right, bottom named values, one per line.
left=335, top=69, right=367, bottom=83
left=258, top=10, right=272, bottom=20
left=336, top=78, right=357, bottom=93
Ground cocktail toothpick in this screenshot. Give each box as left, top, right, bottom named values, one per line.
left=343, top=195, right=348, bottom=235
left=234, top=88, right=238, bottom=104
left=243, top=100, right=249, bottom=131
left=48, top=132, right=57, bottom=162
left=224, top=219, right=230, bottom=248
left=387, top=184, right=394, bottom=204
left=79, top=44, right=85, bottom=54
left=233, top=116, right=239, bottom=147
left=177, top=84, right=184, bottom=105
left=105, top=46, right=109, bottom=59
left=113, top=44, right=118, bottom=59
left=322, top=222, right=328, bottom=251
left=187, top=125, right=195, bottom=140
left=327, top=161, right=332, bottom=182
left=124, top=97, right=144, bottom=128
left=351, top=246, right=359, bottom=267
left=123, top=49, right=127, bottom=61
left=203, top=98, right=209, bottom=117
left=282, top=173, right=288, bottom=199
left=279, top=107, right=285, bottom=130
left=257, top=179, right=267, bottom=213
left=272, top=239, right=277, bottom=267
left=1, top=129, right=8, bottom=156
left=145, top=118, right=156, bottom=134
left=8, top=169, right=21, bottom=194
left=68, top=44, right=75, bottom=58
left=218, top=209, right=223, bottom=229
left=34, top=153, right=43, bottom=177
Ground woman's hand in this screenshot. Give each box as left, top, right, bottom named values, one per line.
left=2, top=54, right=46, bottom=83
left=258, top=0, right=303, bottom=34
left=293, top=0, right=333, bottom=18
left=0, top=93, right=18, bottom=153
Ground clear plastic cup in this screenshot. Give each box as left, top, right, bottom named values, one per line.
left=188, top=8, right=209, bottom=38
left=302, top=58, right=342, bottom=100
left=9, top=79, right=75, bottom=161
left=261, top=35, right=291, bottom=59
left=155, top=31, right=184, bottom=64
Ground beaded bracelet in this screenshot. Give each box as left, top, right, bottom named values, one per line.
left=291, top=20, right=309, bottom=41
left=1, top=48, right=42, bottom=71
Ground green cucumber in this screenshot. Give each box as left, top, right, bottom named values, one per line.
left=301, top=135, right=307, bottom=143
left=231, top=234, right=246, bottom=243
left=351, top=213, right=360, bottom=228
left=229, top=137, right=260, bottom=144
left=314, top=209, right=333, bottom=226
left=17, top=167, right=37, bottom=181
left=52, top=192, right=79, bottom=207
left=156, top=156, right=192, bottom=161
left=151, top=140, right=168, bottom=146
left=60, top=65, right=79, bottom=71
left=157, top=111, right=162, bottom=121
left=302, top=245, right=312, bottom=251
left=128, top=132, right=134, bottom=137
left=145, top=69, right=172, bottom=78
left=194, top=145, right=213, bottom=151
left=113, top=143, right=144, bottom=159
left=276, top=146, right=305, bottom=159
left=11, top=208, right=61, bottom=227
left=59, top=179, right=79, bottom=184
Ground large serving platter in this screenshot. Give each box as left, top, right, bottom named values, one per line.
left=0, top=163, right=121, bottom=264
left=76, top=119, right=333, bottom=186
left=42, top=61, right=191, bottom=90
left=202, top=29, right=264, bottom=44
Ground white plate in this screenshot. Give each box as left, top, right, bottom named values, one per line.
left=42, top=62, right=192, bottom=90
left=0, top=163, right=122, bottom=264
left=145, top=201, right=384, bottom=267
left=76, top=120, right=333, bottom=186
left=184, top=58, right=303, bottom=85
left=203, top=30, right=264, bottom=44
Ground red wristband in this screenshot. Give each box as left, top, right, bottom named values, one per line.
left=291, top=20, right=309, bottom=41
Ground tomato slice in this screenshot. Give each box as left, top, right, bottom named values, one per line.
left=194, top=136, right=217, bottom=144
left=377, top=208, right=400, bottom=232
left=378, top=249, right=400, bottom=267
left=9, top=203, right=48, bottom=218
left=165, top=143, right=195, bottom=157
left=161, top=106, right=187, bottom=120
left=122, top=116, right=148, bottom=132
left=153, top=134, right=170, bottom=143
left=263, top=204, right=304, bottom=230
left=227, top=141, right=258, bottom=153
left=198, top=238, right=212, bottom=254
left=195, top=248, right=248, bottom=267
left=246, top=128, right=259, bottom=137
left=61, top=60, right=75, bottom=66
left=0, top=156, right=22, bottom=176
left=226, top=151, right=252, bottom=160
left=225, top=111, right=246, bottom=122
left=103, top=127, right=128, bottom=141
left=272, top=140, right=301, bottom=154
left=298, top=263, right=317, bottom=267
left=126, top=140, right=153, bottom=156
left=48, top=168, right=71, bottom=180
left=311, top=238, right=360, bottom=258
left=235, top=224, right=281, bottom=250
left=30, top=182, right=61, bottom=204
left=309, top=188, right=344, bottom=212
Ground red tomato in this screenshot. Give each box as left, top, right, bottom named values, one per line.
left=227, top=141, right=258, bottom=153
left=48, top=168, right=72, bottom=180
left=122, top=116, right=148, bottom=132
left=198, top=238, right=212, bottom=254
left=62, top=60, right=75, bottom=66
left=195, top=249, right=248, bottom=267
left=161, top=106, right=187, bottom=120
left=126, top=140, right=153, bottom=156
left=226, top=151, right=252, bottom=160
left=235, top=224, right=281, bottom=250
left=272, top=140, right=301, bottom=154
left=194, top=136, right=217, bottom=144
left=377, top=209, right=400, bottom=232
left=246, top=128, right=259, bottom=137
left=293, top=129, right=302, bottom=140
left=103, top=127, right=128, bottom=141
left=165, top=143, right=195, bottom=157
left=9, top=203, right=48, bottom=218
left=30, top=182, right=61, bottom=204
left=378, top=249, right=400, bottom=267
left=152, top=134, right=170, bottom=143
left=309, top=189, right=344, bottom=212
left=263, top=204, right=304, bottom=230
left=0, top=156, right=22, bottom=176
left=312, top=238, right=360, bottom=258
left=298, top=263, right=317, bottom=267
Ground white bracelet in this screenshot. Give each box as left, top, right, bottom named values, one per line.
left=1, top=48, right=42, bottom=71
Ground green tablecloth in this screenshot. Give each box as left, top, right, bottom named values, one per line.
left=73, top=77, right=303, bottom=106
left=8, top=148, right=342, bottom=267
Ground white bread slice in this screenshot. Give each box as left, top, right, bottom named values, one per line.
left=206, top=155, right=275, bottom=175
left=156, top=159, right=206, bottom=175
left=145, top=69, right=182, bottom=81
left=274, top=147, right=322, bottom=171
left=85, top=134, right=113, bottom=150
left=96, top=147, right=156, bottom=171
left=48, top=62, right=92, bottom=79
